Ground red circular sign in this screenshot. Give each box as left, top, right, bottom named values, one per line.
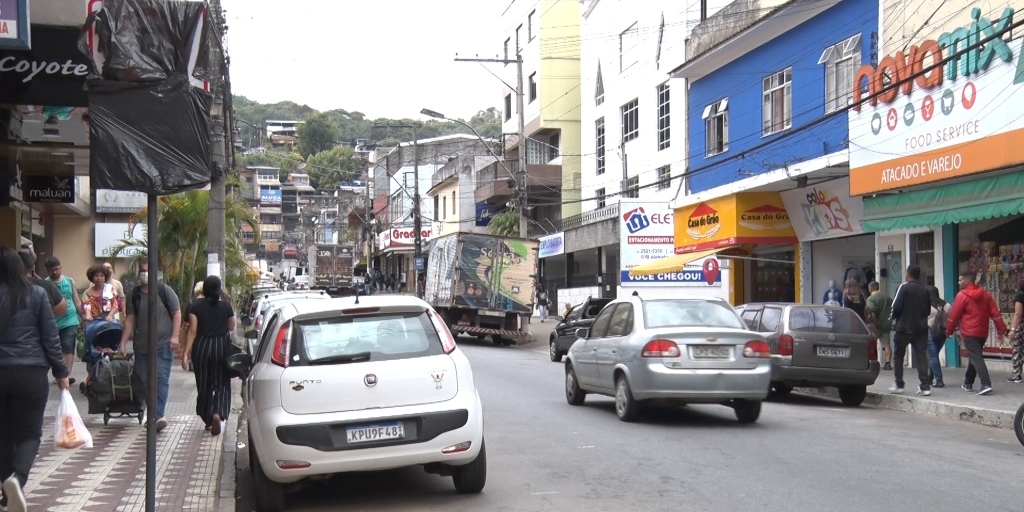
left=962, top=82, right=977, bottom=109
left=921, top=95, right=935, bottom=121
left=886, top=108, right=899, bottom=131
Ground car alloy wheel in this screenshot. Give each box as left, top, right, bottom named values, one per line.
left=565, top=364, right=585, bottom=406
left=614, top=376, right=640, bottom=422
left=549, top=339, right=562, bottom=362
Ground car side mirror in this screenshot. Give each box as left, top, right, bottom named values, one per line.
left=226, top=352, right=253, bottom=378
left=575, top=328, right=589, bottom=338
left=244, top=329, right=259, bottom=339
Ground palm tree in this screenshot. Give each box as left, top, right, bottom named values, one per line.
left=111, top=188, right=260, bottom=306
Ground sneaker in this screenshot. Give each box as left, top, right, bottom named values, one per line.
left=155, top=417, right=168, bottom=433
left=977, top=386, right=993, bottom=396
left=962, top=384, right=974, bottom=392
left=934, top=381, right=945, bottom=388
left=917, top=386, right=931, bottom=396
left=889, top=385, right=905, bottom=394
left=883, top=363, right=892, bottom=370
left=1007, top=376, right=1023, bottom=383
left=211, top=414, right=222, bottom=436
left=2, top=474, right=25, bottom=512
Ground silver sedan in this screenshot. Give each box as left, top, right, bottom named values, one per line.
left=564, top=295, right=773, bottom=423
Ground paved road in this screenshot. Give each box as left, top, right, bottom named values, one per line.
left=236, top=334, right=1023, bottom=512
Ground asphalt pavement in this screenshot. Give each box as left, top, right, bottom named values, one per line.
left=234, top=325, right=1023, bottom=512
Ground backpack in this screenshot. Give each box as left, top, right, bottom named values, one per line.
left=131, top=284, right=175, bottom=321
left=89, top=356, right=136, bottom=407
left=930, top=302, right=948, bottom=339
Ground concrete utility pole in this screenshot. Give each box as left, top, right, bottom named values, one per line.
left=373, top=122, right=421, bottom=296
left=207, top=0, right=228, bottom=279
left=454, top=55, right=528, bottom=238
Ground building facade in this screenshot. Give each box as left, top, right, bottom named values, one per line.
left=427, top=155, right=500, bottom=238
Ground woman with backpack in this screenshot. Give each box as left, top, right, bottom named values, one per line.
left=927, top=285, right=951, bottom=388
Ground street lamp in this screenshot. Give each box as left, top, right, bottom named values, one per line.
left=420, top=108, right=527, bottom=238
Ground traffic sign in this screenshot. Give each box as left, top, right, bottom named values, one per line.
left=414, top=257, right=425, bottom=271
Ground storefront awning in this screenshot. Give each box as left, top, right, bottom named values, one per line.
left=628, top=248, right=726, bottom=277
left=863, top=171, right=1024, bottom=232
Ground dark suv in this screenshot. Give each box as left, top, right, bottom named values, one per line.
left=735, top=303, right=880, bottom=406
left=549, top=297, right=612, bottom=362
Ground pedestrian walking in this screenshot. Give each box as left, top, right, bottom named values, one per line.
left=946, top=271, right=1007, bottom=395
left=82, top=265, right=122, bottom=324
left=181, top=276, right=236, bottom=436
left=535, top=285, right=550, bottom=323
left=926, top=285, right=950, bottom=388
left=864, top=281, right=893, bottom=370
left=20, top=252, right=66, bottom=318
left=842, top=279, right=867, bottom=321
left=1007, top=278, right=1024, bottom=383
left=889, top=265, right=933, bottom=396
left=118, top=261, right=181, bottom=432
left=44, top=256, right=83, bottom=386
left=0, top=246, right=70, bottom=512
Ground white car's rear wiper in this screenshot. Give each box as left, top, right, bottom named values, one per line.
left=307, top=352, right=372, bottom=365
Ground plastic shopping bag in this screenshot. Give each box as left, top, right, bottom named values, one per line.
left=54, top=389, right=93, bottom=450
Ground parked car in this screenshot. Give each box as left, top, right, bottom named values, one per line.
left=250, top=290, right=328, bottom=333
left=228, top=295, right=486, bottom=512
left=734, top=303, right=880, bottom=406
left=244, top=293, right=333, bottom=355
left=549, top=297, right=613, bottom=362
left=564, top=294, right=773, bottom=423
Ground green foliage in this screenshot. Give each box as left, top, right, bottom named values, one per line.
left=468, top=108, right=502, bottom=139
left=236, top=150, right=304, bottom=181
left=233, top=96, right=317, bottom=146
left=297, top=112, right=341, bottom=158
left=487, top=209, right=521, bottom=237
left=304, top=147, right=364, bottom=189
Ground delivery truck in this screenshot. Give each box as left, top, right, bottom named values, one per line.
left=424, top=233, right=539, bottom=345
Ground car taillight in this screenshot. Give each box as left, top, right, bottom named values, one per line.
left=869, top=339, right=878, bottom=361
left=743, top=340, right=772, bottom=358
left=427, top=309, right=457, bottom=354
left=642, top=339, right=680, bottom=358
left=271, top=321, right=292, bottom=367
left=778, top=334, right=794, bottom=356
left=255, top=315, right=262, bottom=329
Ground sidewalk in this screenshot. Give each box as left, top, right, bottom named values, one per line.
left=22, top=348, right=238, bottom=511
left=798, top=364, right=1022, bottom=429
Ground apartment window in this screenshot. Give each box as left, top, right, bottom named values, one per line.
left=762, top=68, right=792, bottom=136
left=504, top=38, right=510, bottom=62
left=504, top=94, right=512, bottom=121
left=703, top=98, right=729, bottom=157
left=623, top=176, right=639, bottom=198
left=433, top=196, right=439, bottom=221
left=619, top=22, right=639, bottom=72
left=656, top=82, right=670, bottom=150
left=596, top=187, right=606, bottom=208
left=820, top=34, right=862, bottom=112
left=595, top=64, right=605, bottom=105
left=452, top=191, right=456, bottom=214
left=621, top=99, right=639, bottom=143
left=529, top=73, right=537, bottom=103
left=516, top=25, right=522, bottom=53
left=595, top=117, right=606, bottom=175
left=657, top=166, right=672, bottom=190
left=442, top=196, right=447, bottom=220
left=528, top=10, right=535, bottom=41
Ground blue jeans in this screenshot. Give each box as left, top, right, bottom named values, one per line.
left=927, top=333, right=944, bottom=384
left=136, top=344, right=173, bottom=418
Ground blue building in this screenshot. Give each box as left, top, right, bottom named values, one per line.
left=664, top=0, right=879, bottom=306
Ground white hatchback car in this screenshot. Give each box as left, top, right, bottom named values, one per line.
left=229, top=295, right=486, bottom=512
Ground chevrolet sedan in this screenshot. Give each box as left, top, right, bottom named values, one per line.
left=564, top=295, right=773, bottom=423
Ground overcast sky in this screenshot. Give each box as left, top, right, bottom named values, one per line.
left=221, top=0, right=504, bottom=120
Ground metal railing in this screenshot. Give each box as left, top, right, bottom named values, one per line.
left=560, top=203, right=620, bottom=231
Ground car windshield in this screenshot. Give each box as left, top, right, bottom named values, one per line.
left=294, top=311, right=443, bottom=364
left=643, top=299, right=745, bottom=329
left=789, top=307, right=869, bottom=335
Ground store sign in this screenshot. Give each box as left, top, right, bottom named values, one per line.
left=673, top=193, right=797, bottom=254
left=22, top=174, right=74, bottom=203
left=780, top=176, right=866, bottom=241
left=0, top=25, right=89, bottom=106
left=95, top=189, right=146, bottom=213
left=538, top=232, right=564, bottom=258
left=94, top=222, right=146, bottom=258
left=475, top=202, right=497, bottom=227
left=849, top=29, right=1024, bottom=194
left=620, top=202, right=718, bottom=286
left=259, top=188, right=282, bottom=204
left=379, top=226, right=433, bottom=250
left=0, top=0, right=31, bottom=51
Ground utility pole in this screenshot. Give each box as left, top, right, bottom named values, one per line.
left=455, top=55, right=528, bottom=238
left=207, top=0, right=227, bottom=279
left=373, top=122, right=421, bottom=296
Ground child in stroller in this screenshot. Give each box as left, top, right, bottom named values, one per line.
left=79, top=319, right=123, bottom=393
left=80, top=319, right=145, bottom=425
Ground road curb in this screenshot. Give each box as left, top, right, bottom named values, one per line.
left=218, top=377, right=243, bottom=512
left=796, top=387, right=1017, bottom=429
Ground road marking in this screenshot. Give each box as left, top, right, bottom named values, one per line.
left=531, top=491, right=559, bottom=495
left=578, top=445, right=595, bottom=449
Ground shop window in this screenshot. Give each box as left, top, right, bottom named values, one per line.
left=910, top=232, right=936, bottom=287
left=958, top=215, right=1024, bottom=351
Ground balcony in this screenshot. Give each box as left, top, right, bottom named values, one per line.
left=561, top=202, right=620, bottom=231
left=475, top=160, right=562, bottom=203
left=431, top=161, right=458, bottom=189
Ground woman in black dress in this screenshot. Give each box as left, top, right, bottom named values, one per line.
left=181, top=276, right=235, bottom=436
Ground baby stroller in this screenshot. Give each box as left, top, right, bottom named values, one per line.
left=81, top=319, right=145, bottom=426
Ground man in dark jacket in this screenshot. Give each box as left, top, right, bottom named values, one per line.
left=946, top=271, right=1007, bottom=395
left=890, top=265, right=933, bottom=395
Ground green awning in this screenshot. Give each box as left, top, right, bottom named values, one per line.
left=863, top=171, right=1024, bottom=232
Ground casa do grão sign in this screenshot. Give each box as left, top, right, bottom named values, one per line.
left=848, top=7, right=1024, bottom=195
left=673, top=193, right=797, bottom=254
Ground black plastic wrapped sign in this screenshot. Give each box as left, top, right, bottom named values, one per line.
left=87, top=73, right=212, bottom=195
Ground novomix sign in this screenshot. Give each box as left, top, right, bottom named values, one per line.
left=538, top=232, right=564, bottom=258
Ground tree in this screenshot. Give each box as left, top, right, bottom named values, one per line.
left=304, top=147, right=364, bottom=189
left=297, top=112, right=341, bottom=158
left=111, top=187, right=260, bottom=307
left=468, top=108, right=502, bottom=139
left=487, top=208, right=520, bottom=237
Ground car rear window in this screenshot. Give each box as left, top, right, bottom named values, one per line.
left=789, top=307, right=869, bottom=335
left=293, top=311, right=444, bottom=364
left=643, top=300, right=745, bottom=330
